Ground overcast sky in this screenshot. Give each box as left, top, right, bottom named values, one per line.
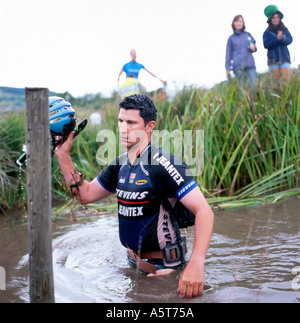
left=0, top=0, right=299, bottom=97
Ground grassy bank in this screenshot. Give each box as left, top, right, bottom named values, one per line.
left=164, top=75, right=300, bottom=207
left=1, top=75, right=299, bottom=214
left=0, top=112, right=26, bottom=211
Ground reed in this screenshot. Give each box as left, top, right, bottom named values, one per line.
left=1, top=74, right=299, bottom=213
left=0, top=111, right=26, bottom=211
left=155, top=76, right=300, bottom=205
left=78, top=76, right=300, bottom=212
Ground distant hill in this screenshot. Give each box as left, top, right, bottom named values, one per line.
left=0, top=87, right=57, bottom=113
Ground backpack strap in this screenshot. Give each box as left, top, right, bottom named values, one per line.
left=147, top=143, right=195, bottom=228
left=147, top=144, right=182, bottom=236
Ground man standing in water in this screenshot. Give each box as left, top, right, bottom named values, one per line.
left=55, top=94, right=214, bottom=298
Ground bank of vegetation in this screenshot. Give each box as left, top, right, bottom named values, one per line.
left=0, top=74, right=299, bottom=215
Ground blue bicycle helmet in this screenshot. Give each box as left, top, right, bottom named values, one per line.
left=49, top=96, right=76, bottom=136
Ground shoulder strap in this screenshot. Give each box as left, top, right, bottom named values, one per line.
left=147, top=144, right=172, bottom=211
left=147, top=143, right=195, bottom=230
left=147, top=145, right=182, bottom=235
left=148, top=165, right=173, bottom=212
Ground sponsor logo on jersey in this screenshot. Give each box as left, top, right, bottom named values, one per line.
left=153, top=154, right=184, bottom=186
left=175, top=180, right=197, bottom=198
left=119, top=176, right=126, bottom=184
left=116, top=189, right=149, bottom=200
left=140, top=162, right=150, bottom=176
left=135, top=180, right=148, bottom=185
left=129, top=173, right=136, bottom=184
left=118, top=205, right=144, bottom=217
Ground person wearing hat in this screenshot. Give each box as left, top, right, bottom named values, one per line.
left=263, top=5, right=293, bottom=80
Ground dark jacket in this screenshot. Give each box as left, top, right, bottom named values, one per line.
left=225, top=30, right=257, bottom=72
left=263, top=27, right=293, bottom=65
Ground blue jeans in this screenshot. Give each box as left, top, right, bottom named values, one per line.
left=234, top=68, right=257, bottom=88
left=269, top=62, right=291, bottom=70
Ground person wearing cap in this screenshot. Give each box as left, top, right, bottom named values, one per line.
left=263, top=5, right=293, bottom=80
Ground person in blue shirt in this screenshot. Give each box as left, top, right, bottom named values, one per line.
left=225, top=15, right=257, bottom=88
left=118, top=49, right=167, bottom=87
left=263, top=5, right=293, bottom=81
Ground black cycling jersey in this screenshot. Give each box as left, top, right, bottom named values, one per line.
left=97, top=142, right=197, bottom=265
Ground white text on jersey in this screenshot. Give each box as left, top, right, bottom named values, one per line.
left=153, top=154, right=184, bottom=186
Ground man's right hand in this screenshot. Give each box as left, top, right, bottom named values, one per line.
left=53, top=129, right=113, bottom=205
left=55, top=131, right=75, bottom=159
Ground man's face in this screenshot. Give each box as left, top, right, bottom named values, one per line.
left=130, top=50, right=137, bottom=61
left=118, top=108, right=148, bottom=149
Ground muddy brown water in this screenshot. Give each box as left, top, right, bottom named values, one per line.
left=0, top=198, right=299, bottom=303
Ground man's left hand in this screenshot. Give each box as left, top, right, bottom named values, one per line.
left=178, top=257, right=205, bottom=298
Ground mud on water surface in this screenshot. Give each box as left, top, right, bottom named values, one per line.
left=0, top=197, right=300, bottom=303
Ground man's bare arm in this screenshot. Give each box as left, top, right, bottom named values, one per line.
left=177, top=186, right=214, bottom=297
left=55, top=131, right=112, bottom=204
left=144, top=68, right=167, bottom=85
left=118, top=70, right=124, bottom=82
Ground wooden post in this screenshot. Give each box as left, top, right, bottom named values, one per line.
left=26, top=88, right=55, bottom=303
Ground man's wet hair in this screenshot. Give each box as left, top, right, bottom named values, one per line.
left=119, top=94, right=157, bottom=126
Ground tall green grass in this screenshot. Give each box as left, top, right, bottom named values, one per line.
left=1, top=74, right=299, bottom=213
left=153, top=76, right=300, bottom=209
left=0, top=112, right=26, bottom=211
left=71, top=75, right=300, bottom=210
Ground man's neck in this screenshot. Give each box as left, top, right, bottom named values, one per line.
left=127, top=139, right=150, bottom=165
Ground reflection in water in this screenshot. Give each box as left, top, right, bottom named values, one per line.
left=0, top=198, right=299, bottom=303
